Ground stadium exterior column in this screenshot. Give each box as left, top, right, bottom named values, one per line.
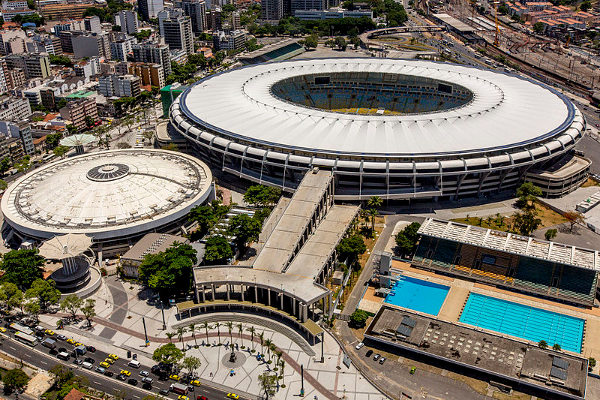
left=226, top=284, right=230, bottom=301
left=267, top=287, right=271, bottom=306
left=202, top=286, right=206, bottom=302
left=211, top=284, right=216, bottom=301
left=280, top=290, right=284, bottom=309
left=241, top=283, right=245, bottom=302
left=254, top=284, right=258, bottom=302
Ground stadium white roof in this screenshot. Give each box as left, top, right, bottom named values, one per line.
left=59, top=134, right=98, bottom=147
left=1, top=149, right=213, bottom=240
left=180, top=58, right=575, bottom=157
left=419, top=218, right=600, bottom=271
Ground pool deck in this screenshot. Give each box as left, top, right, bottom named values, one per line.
left=389, top=259, right=600, bottom=371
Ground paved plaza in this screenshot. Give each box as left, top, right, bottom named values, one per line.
left=39, top=276, right=386, bottom=400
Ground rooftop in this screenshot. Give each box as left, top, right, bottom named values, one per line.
left=122, top=233, right=188, bottom=263
left=418, top=218, right=600, bottom=271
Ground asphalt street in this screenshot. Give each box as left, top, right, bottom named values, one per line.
left=0, top=329, right=248, bottom=400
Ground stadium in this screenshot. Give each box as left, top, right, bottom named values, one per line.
left=170, top=58, right=589, bottom=200
left=1, top=149, right=213, bottom=253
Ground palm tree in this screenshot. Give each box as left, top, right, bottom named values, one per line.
left=367, top=195, right=382, bottom=231
left=237, top=323, right=244, bottom=347
left=258, top=332, right=265, bottom=354
left=176, top=326, right=186, bottom=350
left=264, top=339, right=273, bottom=362
left=225, top=321, right=234, bottom=345
left=275, top=350, right=282, bottom=368
left=201, top=321, right=210, bottom=343
left=280, top=360, right=285, bottom=385
left=214, top=322, right=221, bottom=344
left=166, top=332, right=175, bottom=343
left=247, top=326, right=256, bottom=351
left=188, top=323, right=197, bottom=347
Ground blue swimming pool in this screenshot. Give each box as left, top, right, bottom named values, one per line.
left=384, top=276, right=450, bottom=316
left=460, top=293, right=585, bottom=353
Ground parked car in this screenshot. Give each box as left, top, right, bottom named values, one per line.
left=379, top=357, right=386, bottom=365
left=355, top=342, right=364, bottom=350
left=365, top=350, right=373, bottom=357
left=373, top=354, right=381, bottom=361
left=159, top=389, right=170, bottom=396
left=127, top=378, right=138, bottom=386
left=140, top=370, right=150, bottom=377
left=104, top=371, right=114, bottom=377
left=95, top=366, right=106, bottom=374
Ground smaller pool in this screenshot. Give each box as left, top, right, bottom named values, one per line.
left=385, top=275, right=450, bottom=316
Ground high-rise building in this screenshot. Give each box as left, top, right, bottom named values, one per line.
left=110, top=36, right=137, bottom=61
left=138, top=0, right=164, bottom=21
left=0, top=121, right=33, bottom=155
left=213, top=30, right=246, bottom=51
left=207, top=9, right=222, bottom=30
left=98, top=74, right=141, bottom=98
left=74, top=57, right=101, bottom=78
left=290, top=0, right=325, bottom=12
left=59, top=98, right=98, bottom=131
left=132, top=42, right=171, bottom=79
left=116, top=10, right=139, bottom=35
left=0, top=96, right=31, bottom=121
left=4, top=53, right=50, bottom=79
left=161, top=15, right=193, bottom=55
left=261, top=0, right=284, bottom=20
left=176, top=0, right=207, bottom=33
left=128, top=62, right=165, bottom=89
left=84, top=16, right=102, bottom=33
left=71, top=32, right=111, bottom=60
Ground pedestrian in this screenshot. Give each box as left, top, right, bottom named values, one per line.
left=210, top=372, right=213, bottom=378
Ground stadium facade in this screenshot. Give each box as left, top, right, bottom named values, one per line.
left=170, top=58, right=589, bottom=201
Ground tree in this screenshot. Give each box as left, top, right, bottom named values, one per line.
left=237, top=322, right=244, bottom=347
left=49, top=364, right=74, bottom=385
left=45, top=132, right=63, bottom=150
left=304, top=34, right=318, bottom=49
left=203, top=235, right=233, bottom=265
left=336, top=235, right=366, bottom=266
left=512, top=210, right=541, bottom=236
left=258, top=371, right=278, bottom=398
left=214, top=322, right=222, bottom=344
left=394, top=222, right=421, bottom=257
left=66, top=124, right=78, bottom=135
left=247, top=325, right=256, bottom=350
left=152, top=343, right=184, bottom=365
left=544, top=228, right=558, bottom=241
left=589, top=357, right=596, bottom=371
left=201, top=321, right=210, bottom=343
left=60, top=294, right=83, bottom=320
left=139, top=242, right=197, bottom=300
left=2, top=369, right=28, bottom=391
left=227, top=213, right=262, bottom=253
left=580, top=0, right=592, bottom=11
left=188, top=205, right=216, bottom=237
left=81, top=298, right=96, bottom=326
left=25, top=279, right=60, bottom=311
left=24, top=299, right=40, bottom=321
left=243, top=185, right=281, bottom=207
left=166, top=332, right=175, bottom=343
left=53, top=145, right=70, bottom=158
left=553, top=343, right=562, bottom=351
left=538, top=340, right=548, bottom=349
left=188, top=323, right=198, bottom=346
left=176, top=326, right=186, bottom=350
left=516, top=182, right=542, bottom=209
left=14, top=156, right=30, bottom=173
left=264, top=339, right=273, bottom=362
left=0, top=156, right=11, bottom=174
left=182, top=355, right=201, bottom=377
left=335, top=36, right=347, bottom=51
left=563, top=211, right=584, bottom=232
left=349, top=309, right=369, bottom=328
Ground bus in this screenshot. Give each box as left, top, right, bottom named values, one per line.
left=14, top=331, right=37, bottom=347
left=9, top=323, right=34, bottom=336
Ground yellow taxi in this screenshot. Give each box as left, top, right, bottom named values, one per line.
left=226, top=394, right=239, bottom=399
left=74, top=342, right=84, bottom=347
left=190, top=379, right=201, bottom=386
left=66, top=338, right=76, bottom=344
left=177, top=396, right=189, bottom=400
left=44, top=329, right=55, bottom=336
left=99, top=361, right=110, bottom=368
left=104, top=358, right=115, bottom=364
left=169, top=374, right=180, bottom=381
left=120, top=370, right=131, bottom=377
left=108, top=354, right=119, bottom=360
left=0, top=327, right=6, bottom=333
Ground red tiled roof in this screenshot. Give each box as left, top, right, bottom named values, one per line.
left=63, top=388, right=85, bottom=400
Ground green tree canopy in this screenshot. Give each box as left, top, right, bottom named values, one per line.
left=49, top=54, right=73, bottom=67
left=336, top=234, right=366, bottom=265
left=139, top=242, right=197, bottom=300
left=1, top=249, right=45, bottom=290
left=203, top=235, right=233, bottom=265
left=227, top=213, right=262, bottom=252
left=349, top=309, right=369, bottom=328
left=188, top=205, right=217, bottom=237
left=304, top=34, right=318, bottom=49
left=0, top=156, right=11, bottom=173
left=60, top=294, right=83, bottom=320
left=512, top=210, right=541, bottom=236
left=25, top=278, right=60, bottom=311
left=81, top=298, right=96, bottom=326
left=152, top=343, right=184, bottom=365
left=0, top=282, right=23, bottom=311
left=395, top=222, right=421, bottom=257
left=243, top=185, right=281, bottom=207
left=516, top=182, right=542, bottom=209
left=3, top=369, right=28, bottom=391
left=45, top=133, right=63, bottom=150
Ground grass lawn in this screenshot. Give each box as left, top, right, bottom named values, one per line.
left=451, top=202, right=567, bottom=232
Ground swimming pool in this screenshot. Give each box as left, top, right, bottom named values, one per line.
left=385, top=276, right=450, bottom=316
left=460, top=293, right=585, bottom=353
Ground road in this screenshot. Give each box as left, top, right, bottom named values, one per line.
left=0, top=329, right=248, bottom=400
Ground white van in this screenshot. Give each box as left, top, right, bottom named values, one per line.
left=128, top=360, right=141, bottom=368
